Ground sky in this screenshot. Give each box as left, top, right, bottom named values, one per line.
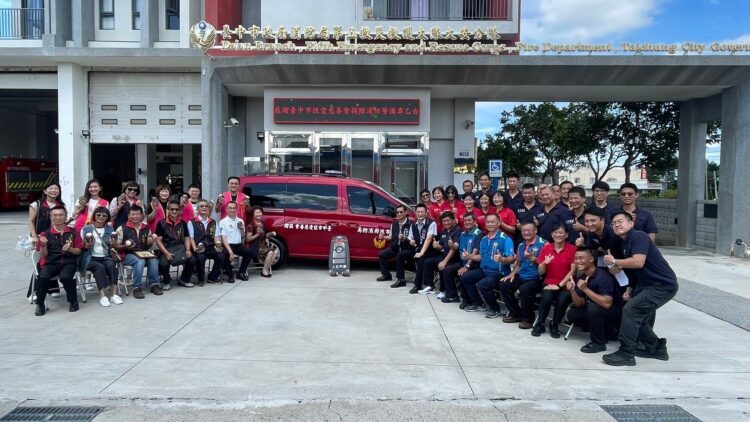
left=476, top=0, right=750, bottom=164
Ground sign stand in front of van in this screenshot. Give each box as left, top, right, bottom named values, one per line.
left=329, top=235, right=351, bottom=277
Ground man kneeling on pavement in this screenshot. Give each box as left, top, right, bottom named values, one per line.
left=565, top=248, right=623, bottom=353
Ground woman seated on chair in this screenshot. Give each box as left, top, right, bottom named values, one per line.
left=248, top=206, right=279, bottom=278
left=533, top=223, right=576, bottom=338
left=79, top=206, right=122, bottom=307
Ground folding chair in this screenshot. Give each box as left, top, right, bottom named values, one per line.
left=77, top=271, right=96, bottom=303
left=117, top=263, right=134, bottom=296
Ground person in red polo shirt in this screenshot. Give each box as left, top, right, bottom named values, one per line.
left=428, top=186, right=451, bottom=224
left=34, top=206, right=82, bottom=316
left=214, top=176, right=250, bottom=224
left=533, top=223, right=577, bottom=338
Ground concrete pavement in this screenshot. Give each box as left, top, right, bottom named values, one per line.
left=0, top=211, right=749, bottom=421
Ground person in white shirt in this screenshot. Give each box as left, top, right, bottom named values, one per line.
left=188, top=199, right=227, bottom=284
left=79, top=207, right=121, bottom=307
left=217, top=201, right=253, bottom=282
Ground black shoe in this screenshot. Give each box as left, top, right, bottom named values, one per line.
left=390, top=279, right=406, bottom=288
left=260, top=271, right=272, bottom=278
left=603, top=349, right=636, bottom=366
left=634, top=338, right=669, bottom=361
left=531, top=325, right=545, bottom=337
left=133, top=288, right=145, bottom=299
left=581, top=342, right=607, bottom=353
left=150, top=285, right=163, bottom=296
left=549, top=324, right=561, bottom=339
left=408, top=286, right=419, bottom=294
left=207, top=276, right=220, bottom=284
left=35, top=305, right=46, bottom=316
left=227, top=278, right=235, bottom=283
left=69, top=302, right=79, bottom=312
left=236, top=273, right=249, bottom=281
left=376, top=275, right=393, bottom=282
left=459, top=301, right=468, bottom=310
left=441, top=296, right=460, bottom=303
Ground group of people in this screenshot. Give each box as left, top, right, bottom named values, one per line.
left=376, top=172, right=678, bottom=367
left=27, top=176, right=279, bottom=316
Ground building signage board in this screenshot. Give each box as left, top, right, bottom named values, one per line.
left=273, top=98, right=420, bottom=125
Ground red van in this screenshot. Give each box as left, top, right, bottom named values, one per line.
left=240, top=174, right=413, bottom=268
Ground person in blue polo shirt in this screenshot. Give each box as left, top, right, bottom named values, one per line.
left=499, top=221, right=546, bottom=328
left=441, top=212, right=483, bottom=304
left=602, top=211, right=678, bottom=366
left=460, top=213, right=515, bottom=313
left=618, top=183, right=658, bottom=242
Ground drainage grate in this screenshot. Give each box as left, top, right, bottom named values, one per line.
left=0, top=406, right=102, bottom=422
left=600, top=405, right=701, bottom=422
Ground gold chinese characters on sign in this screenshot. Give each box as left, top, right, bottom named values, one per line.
left=190, top=21, right=750, bottom=56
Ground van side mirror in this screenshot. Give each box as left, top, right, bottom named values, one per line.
left=383, top=206, right=397, bottom=217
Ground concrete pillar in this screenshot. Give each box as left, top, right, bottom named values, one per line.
left=182, top=144, right=194, bottom=188
left=717, top=81, right=750, bottom=254
left=72, top=0, right=93, bottom=48
left=140, top=0, right=159, bottom=48
left=453, top=98, right=475, bottom=187
left=43, top=0, right=71, bottom=47
left=57, top=63, right=90, bottom=208
left=201, top=62, right=229, bottom=203
left=135, top=144, right=149, bottom=194
left=676, top=100, right=708, bottom=247
left=227, top=97, right=245, bottom=178
left=180, top=0, right=202, bottom=48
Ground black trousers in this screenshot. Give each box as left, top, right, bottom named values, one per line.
left=498, top=277, right=543, bottom=322
left=567, top=301, right=622, bottom=345
left=159, top=250, right=196, bottom=284
left=194, top=246, right=226, bottom=281
left=419, top=254, right=449, bottom=289
left=378, top=247, right=415, bottom=280
left=618, top=284, right=677, bottom=354
left=441, top=262, right=464, bottom=299
left=36, top=263, right=78, bottom=307
left=229, top=243, right=253, bottom=275
left=85, top=256, right=117, bottom=290
left=536, top=288, right=573, bottom=327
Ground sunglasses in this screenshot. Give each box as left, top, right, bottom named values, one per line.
left=126, top=187, right=138, bottom=192
left=95, top=213, right=108, bottom=217
left=620, top=192, right=635, bottom=197
left=396, top=211, right=405, bottom=214
left=421, top=193, right=430, bottom=197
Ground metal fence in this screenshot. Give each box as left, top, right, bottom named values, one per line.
left=364, top=0, right=510, bottom=21
left=0, top=8, right=45, bottom=40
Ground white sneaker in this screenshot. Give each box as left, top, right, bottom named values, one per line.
left=99, top=296, right=111, bottom=307
left=50, top=292, right=61, bottom=298
left=437, top=291, right=446, bottom=300
left=85, top=284, right=95, bottom=291
left=418, top=286, right=434, bottom=295
left=110, top=295, right=123, bottom=305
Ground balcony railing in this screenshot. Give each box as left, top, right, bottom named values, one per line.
left=0, top=8, right=45, bottom=40
left=364, top=0, right=510, bottom=21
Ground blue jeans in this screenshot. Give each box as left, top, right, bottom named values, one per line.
left=122, top=254, right=159, bottom=289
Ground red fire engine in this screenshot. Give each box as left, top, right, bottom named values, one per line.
left=0, top=158, right=58, bottom=209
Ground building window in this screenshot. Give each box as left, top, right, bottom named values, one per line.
left=100, top=0, right=115, bottom=30
left=188, top=105, right=201, bottom=111
left=188, top=119, right=202, bottom=125
left=100, top=105, right=117, bottom=111
left=130, top=105, right=146, bottom=111
left=101, top=119, right=118, bottom=125
left=132, top=0, right=142, bottom=30
left=166, top=0, right=179, bottom=30
left=159, top=119, right=176, bottom=125
left=130, top=119, right=147, bottom=125
left=159, top=105, right=176, bottom=111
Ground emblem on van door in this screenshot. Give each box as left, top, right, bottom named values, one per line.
left=190, top=21, right=216, bottom=53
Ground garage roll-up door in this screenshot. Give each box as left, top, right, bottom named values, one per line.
left=89, top=72, right=201, bottom=144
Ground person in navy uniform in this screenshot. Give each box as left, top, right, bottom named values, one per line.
left=534, top=184, right=575, bottom=243
left=513, top=183, right=542, bottom=245
left=414, top=211, right=462, bottom=295
left=601, top=211, right=678, bottom=366
left=505, top=171, right=524, bottom=212
left=587, top=181, right=617, bottom=223
left=34, top=206, right=82, bottom=316
left=376, top=204, right=414, bottom=284
left=567, top=186, right=588, bottom=243
left=565, top=248, right=623, bottom=353
left=618, top=183, right=658, bottom=242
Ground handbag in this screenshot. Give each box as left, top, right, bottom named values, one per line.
left=168, top=244, right=187, bottom=266
left=16, top=235, right=35, bottom=254
left=91, top=226, right=121, bottom=263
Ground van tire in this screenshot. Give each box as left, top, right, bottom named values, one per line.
left=268, top=237, right=287, bottom=270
